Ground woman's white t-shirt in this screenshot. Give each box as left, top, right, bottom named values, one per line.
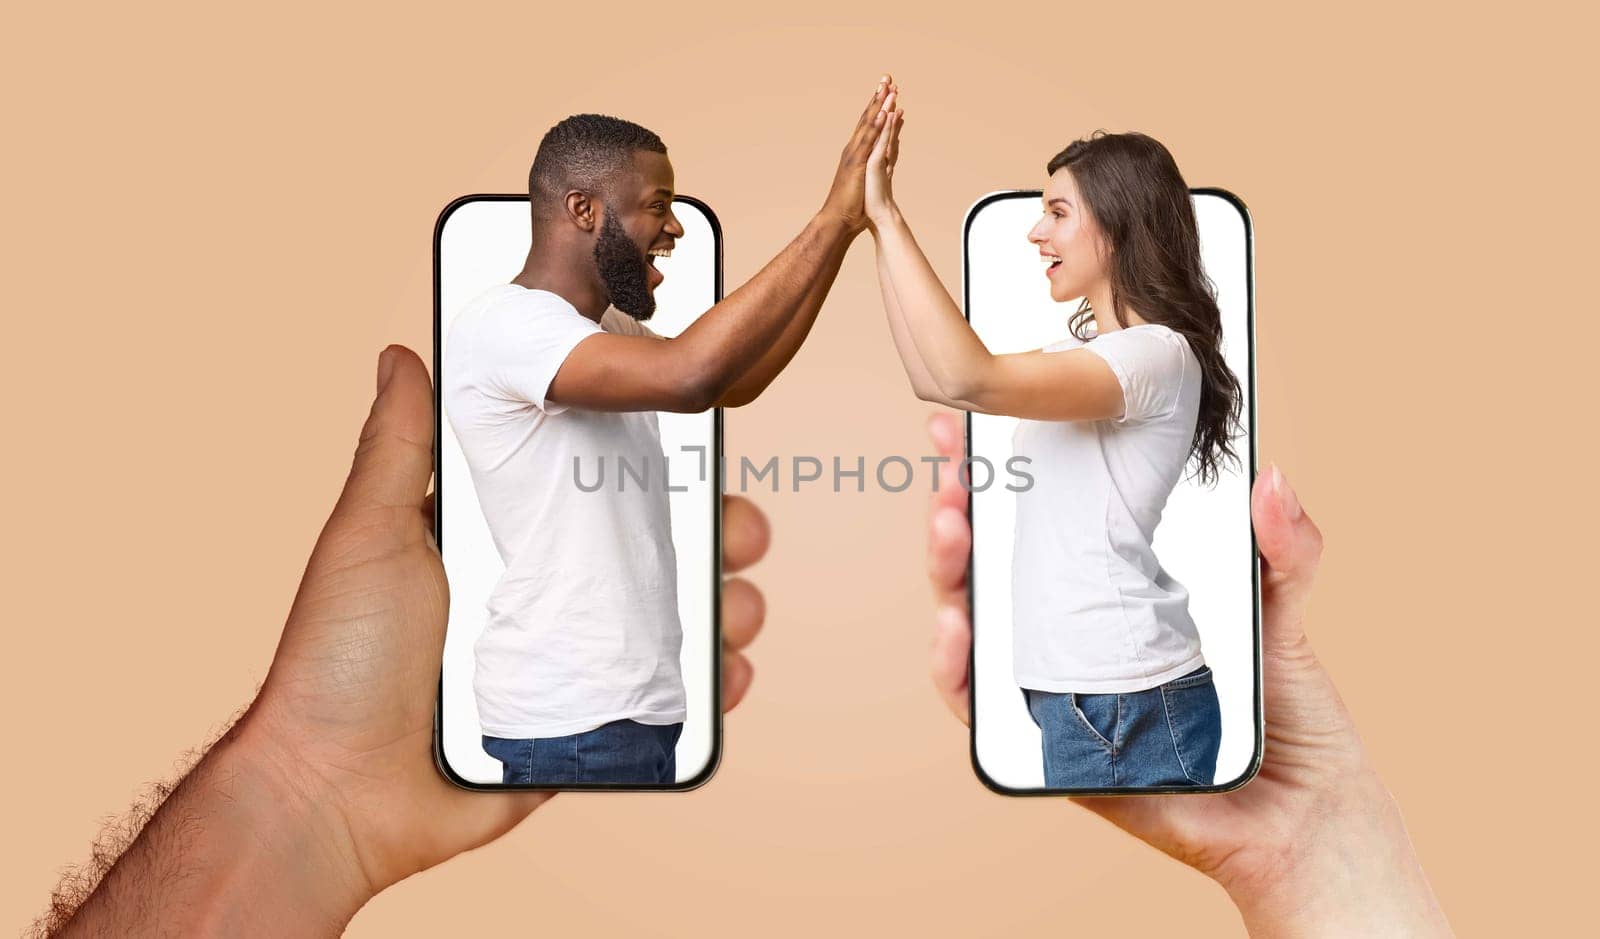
left=1011, top=323, right=1205, bottom=694
left=443, top=285, right=685, bottom=739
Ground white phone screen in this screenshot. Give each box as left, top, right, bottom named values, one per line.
left=966, top=190, right=1260, bottom=794
left=434, top=196, right=720, bottom=789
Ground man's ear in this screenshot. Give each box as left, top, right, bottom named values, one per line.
left=563, top=190, right=597, bottom=232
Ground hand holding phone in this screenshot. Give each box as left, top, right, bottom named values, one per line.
left=308, top=346, right=770, bottom=866
left=924, top=413, right=1451, bottom=935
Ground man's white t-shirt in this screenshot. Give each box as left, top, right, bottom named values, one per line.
left=1011, top=323, right=1205, bottom=694
left=443, top=284, right=685, bottom=739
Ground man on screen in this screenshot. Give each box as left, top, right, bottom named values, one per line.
left=443, top=79, right=896, bottom=784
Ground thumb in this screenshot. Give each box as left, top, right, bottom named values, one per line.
left=335, top=345, right=436, bottom=518
left=1250, top=464, right=1324, bottom=653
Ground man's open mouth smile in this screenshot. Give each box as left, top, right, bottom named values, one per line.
left=646, top=244, right=673, bottom=287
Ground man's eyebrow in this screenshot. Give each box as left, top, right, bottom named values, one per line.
left=647, top=187, right=674, bottom=200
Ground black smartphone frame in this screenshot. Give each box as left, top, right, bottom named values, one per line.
left=430, top=192, right=726, bottom=792
left=962, top=187, right=1263, bottom=796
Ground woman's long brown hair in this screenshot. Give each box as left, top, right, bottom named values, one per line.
left=1048, top=131, right=1243, bottom=486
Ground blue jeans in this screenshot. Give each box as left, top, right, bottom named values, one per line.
left=1024, top=665, right=1221, bottom=789
left=482, top=720, right=683, bottom=786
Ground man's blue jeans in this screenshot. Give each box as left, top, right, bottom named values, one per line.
left=1024, top=665, right=1222, bottom=789
left=482, top=720, right=682, bottom=786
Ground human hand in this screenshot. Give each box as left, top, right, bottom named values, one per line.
left=923, top=412, right=1451, bottom=936
left=864, top=84, right=903, bottom=230
left=243, top=345, right=772, bottom=908
left=819, top=75, right=896, bottom=234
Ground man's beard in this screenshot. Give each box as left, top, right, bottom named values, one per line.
left=593, top=211, right=655, bottom=321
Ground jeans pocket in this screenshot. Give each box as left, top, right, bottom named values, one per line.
left=1159, top=670, right=1222, bottom=785
left=481, top=735, right=534, bottom=785
left=481, top=735, right=516, bottom=763
left=1070, top=692, right=1119, bottom=751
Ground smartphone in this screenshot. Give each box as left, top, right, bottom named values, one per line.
left=432, top=194, right=723, bottom=791
left=964, top=189, right=1261, bottom=795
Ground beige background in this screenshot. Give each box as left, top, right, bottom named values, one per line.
left=4, top=2, right=1595, bottom=934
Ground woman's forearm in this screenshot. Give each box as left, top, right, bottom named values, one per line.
left=872, top=206, right=995, bottom=400
left=1226, top=770, right=1453, bottom=938
left=874, top=231, right=955, bottom=403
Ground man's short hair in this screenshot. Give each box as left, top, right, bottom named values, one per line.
left=528, top=114, right=667, bottom=221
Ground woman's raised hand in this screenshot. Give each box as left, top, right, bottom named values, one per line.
left=865, top=82, right=903, bottom=230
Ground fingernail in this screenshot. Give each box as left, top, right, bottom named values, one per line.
left=377, top=346, right=396, bottom=394
left=1270, top=463, right=1302, bottom=521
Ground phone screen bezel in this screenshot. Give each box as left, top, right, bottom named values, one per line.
left=962, top=187, right=1263, bottom=796
left=430, top=193, right=726, bottom=792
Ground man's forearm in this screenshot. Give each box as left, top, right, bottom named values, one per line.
left=47, top=710, right=371, bottom=937
left=717, top=227, right=851, bottom=406
left=675, top=210, right=855, bottom=401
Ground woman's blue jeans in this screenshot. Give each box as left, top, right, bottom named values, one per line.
left=1024, top=665, right=1222, bottom=789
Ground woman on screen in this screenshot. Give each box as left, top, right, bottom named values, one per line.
left=865, top=96, right=1242, bottom=788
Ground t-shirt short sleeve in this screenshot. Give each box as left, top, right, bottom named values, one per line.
left=1084, top=327, right=1188, bottom=425
left=479, top=292, right=604, bottom=416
